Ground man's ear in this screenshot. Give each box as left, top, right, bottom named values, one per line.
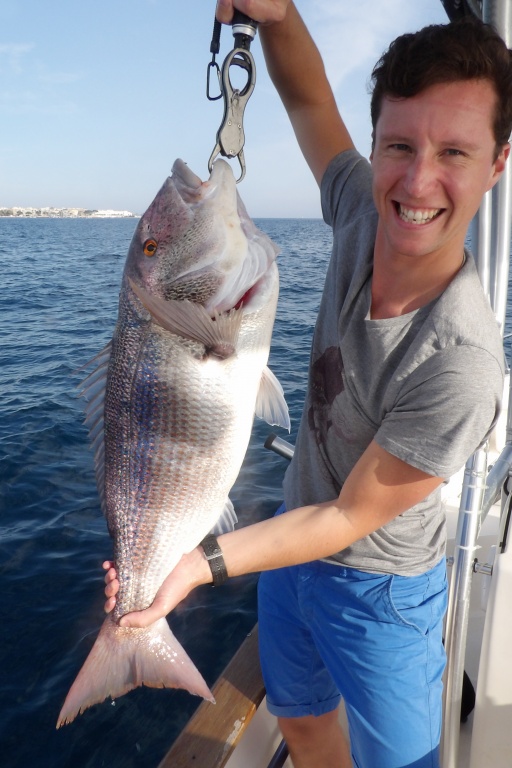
left=488, top=142, right=510, bottom=190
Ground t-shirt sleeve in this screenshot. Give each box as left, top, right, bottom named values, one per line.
left=374, top=346, right=503, bottom=478
left=321, top=150, right=375, bottom=229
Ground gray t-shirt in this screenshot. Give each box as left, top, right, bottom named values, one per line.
left=283, top=149, right=504, bottom=576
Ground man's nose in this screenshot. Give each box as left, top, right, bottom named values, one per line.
left=403, top=154, right=436, bottom=198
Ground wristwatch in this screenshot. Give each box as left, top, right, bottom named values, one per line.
left=200, top=534, right=228, bottom=586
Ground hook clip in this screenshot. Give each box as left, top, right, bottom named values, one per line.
left=208, top=47, right=256, bottom=183
left=207, top=13, right=258, bottom=183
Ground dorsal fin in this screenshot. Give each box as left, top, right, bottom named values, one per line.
left=77, top=341, right=111, bottom=514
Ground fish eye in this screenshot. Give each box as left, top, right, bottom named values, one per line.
left=143, top=238, right=158, bottom=257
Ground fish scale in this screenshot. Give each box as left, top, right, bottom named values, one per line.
left=57, top=158, right=289, bottom=727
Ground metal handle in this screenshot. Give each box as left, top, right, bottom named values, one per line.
left=232, top=11, right=258, bottom=47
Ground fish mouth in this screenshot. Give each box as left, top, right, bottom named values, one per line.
left=395, top=202, right=444, bottom=225
left=166, top=159, right=276, bottom=316
left=171, top=159, right=203, bottom=195
left=171, top=158, right=235, bottom=204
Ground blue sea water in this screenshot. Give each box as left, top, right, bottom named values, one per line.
left=0, top=216, right=332, bottom=768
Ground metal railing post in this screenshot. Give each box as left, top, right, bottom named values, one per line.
left=442, top=447, right=488, bottom=767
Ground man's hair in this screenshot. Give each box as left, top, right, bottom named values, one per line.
left=370, top=17, right=512, bottom=153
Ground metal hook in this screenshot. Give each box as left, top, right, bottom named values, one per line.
left=208, top=47, right=256, bottom=183
left=206, top=12, right=258, bottom=182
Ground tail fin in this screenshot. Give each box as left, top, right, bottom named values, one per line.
left=57, top=616, right=214, bottom=727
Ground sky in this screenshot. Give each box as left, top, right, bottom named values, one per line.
left=0, top=1, right=449, bottom=218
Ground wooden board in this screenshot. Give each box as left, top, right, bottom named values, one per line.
left=159, top=625, right=265, bottom=768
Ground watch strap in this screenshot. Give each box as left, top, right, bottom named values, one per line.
left=200, top=534, right=228, bottom=586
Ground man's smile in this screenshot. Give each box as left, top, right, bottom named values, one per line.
left=395, top=203, right=443, bottom=225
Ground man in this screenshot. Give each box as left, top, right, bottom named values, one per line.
left=104, top=3, right=512, bottom=766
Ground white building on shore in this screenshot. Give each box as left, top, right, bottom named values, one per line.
left=0, top=206, right=138, bottom=218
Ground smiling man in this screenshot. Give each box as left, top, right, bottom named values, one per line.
left=104, top=3, right=512, bottom=767
left=370, top=78, right=507, bottom=318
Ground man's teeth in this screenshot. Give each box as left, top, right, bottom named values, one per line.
left=398, top=205, right=440, bottom=224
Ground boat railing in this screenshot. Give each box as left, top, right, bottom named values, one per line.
left=442, top=4, right=512, bottom=764
left=442, top=385, right=512, bottom=765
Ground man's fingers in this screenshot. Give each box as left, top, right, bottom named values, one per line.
left=105, top=577, right=119, bottom=597
left=104, top=567, right=117, bottom=586
left=104, top=596, right=116, bottom=614
left=216, top=0, right=289, bottom=25
left=216, top=0, right=234, bottom=24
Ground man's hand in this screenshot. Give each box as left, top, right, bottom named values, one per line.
left=215, top=0, right=290, bottom=26
left=102, top=548, right=212, bottom=628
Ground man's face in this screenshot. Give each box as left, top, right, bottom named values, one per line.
left=370, top=79, right=509, bottom=265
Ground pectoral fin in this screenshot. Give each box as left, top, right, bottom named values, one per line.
left=129, top=278, right=242, bottom=359
left=256, top=366, right=290, bottom=431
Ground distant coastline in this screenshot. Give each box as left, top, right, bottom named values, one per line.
left=0, top=206, right=139, bottom=219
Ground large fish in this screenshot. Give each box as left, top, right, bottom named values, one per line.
left=57, top=159, right=289, bottom=727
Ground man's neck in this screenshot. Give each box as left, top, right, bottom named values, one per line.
left=371, top=233, right=466, bottom=320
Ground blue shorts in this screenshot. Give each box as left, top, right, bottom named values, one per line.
left=258, top=525, right=447, bottom=767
